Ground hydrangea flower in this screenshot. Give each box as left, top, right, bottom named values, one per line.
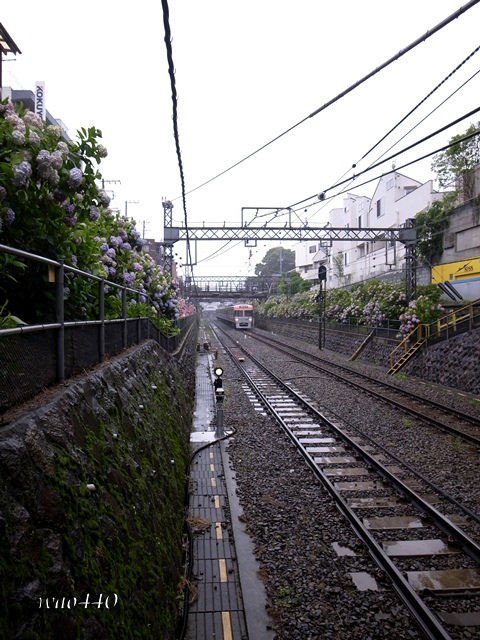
left=28, top=131, right=41, bottom=146
left=12, top=161, right=32, bottom=187
left=5, top=208, right=15, bottom=224
left=97, top=144, right=108, bottom=158
left=50, top=150, right=63, bottom=170
left=89, top=205, right=100, bottom=221
left=120, top=242, right=132, bottom=251
left=12, top=130, right=25, bottom=145
left=110, top=235, right=122, bottom=248
left=100, top=242, right=109, bottom=254
left=23, top=111, right=43, bottom=128
left=68, top=167, right=83, bottom=188
left=0, top=186, right=6, bottom=201
left=64, top=214, right=77, bottom=227
left=123, top=272, right=135, bottom=286
left=97, top=189, right=111, bottom=207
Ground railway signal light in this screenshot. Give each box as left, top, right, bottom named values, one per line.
left=214, top=367, right=224, bottom=402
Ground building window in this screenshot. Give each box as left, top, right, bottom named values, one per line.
left=309, top=245, right=316, bottom=254
left=386, top=178, right=394, bottom=190
left=376, top=199, right=384, bottom=217
left=358, top=215, right=362, bottom=228
left=344, top=252, right=349, bottom=266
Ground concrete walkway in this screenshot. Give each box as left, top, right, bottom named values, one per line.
left=186, top=341, right=273, bottom=640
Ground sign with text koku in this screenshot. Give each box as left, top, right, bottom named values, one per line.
left=35, top=81, right=46, bottom=120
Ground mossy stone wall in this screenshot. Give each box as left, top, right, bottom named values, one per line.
left=0, top=338, right=195, bottom=640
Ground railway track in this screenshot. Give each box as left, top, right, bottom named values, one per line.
left=212, top=322, right=480, bottom=640
left=245, top=328, right=480, bottom=446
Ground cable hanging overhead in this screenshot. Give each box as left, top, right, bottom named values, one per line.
left=161, top=0, right=197, bottom=292
left=173, top=0, right=480, bottom=202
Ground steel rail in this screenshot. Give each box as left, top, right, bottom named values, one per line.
left=249, top=331, right=480, bottom=444
left=212, top=324, right=454, bottom=640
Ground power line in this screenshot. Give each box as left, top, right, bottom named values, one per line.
left=172, top=0, right=480, bottom=202
left=288, top=107, right=480, bottom=210
left=291, top=127, right=480, bottom=213
left=360, top=43, right=480, bottom=162
left=161, top=0, right=197, bottom=294
left=302, top=48, right=480, bottom=225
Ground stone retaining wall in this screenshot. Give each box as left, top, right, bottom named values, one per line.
left=402, top=328, right=480, bottom=395
left=0, top=335, right=196, bottom=640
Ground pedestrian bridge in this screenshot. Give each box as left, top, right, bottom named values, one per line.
left=181, top=276, right=277, bottom=299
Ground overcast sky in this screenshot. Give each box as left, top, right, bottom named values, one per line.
left=2, top=1, right=480, bottom=277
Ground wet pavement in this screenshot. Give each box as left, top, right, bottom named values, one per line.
left=186, top=342, right=273, bottom=640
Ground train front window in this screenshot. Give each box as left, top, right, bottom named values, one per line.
left=244, top=310, right=253, bottom=317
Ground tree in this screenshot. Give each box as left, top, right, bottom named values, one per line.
left=254, top=246, right=295, bottom=277
left=277, top=271, right=312, bottom=295
left=415, top=198, right=453, bottom=265
left=431, top=122, right=480, bottom=202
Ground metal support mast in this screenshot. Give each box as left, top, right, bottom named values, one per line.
left=162, top=200, right=174, bottom=275
left=403, top=218, right=417, bottom=302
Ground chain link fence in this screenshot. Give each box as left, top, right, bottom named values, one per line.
left=0, top=245, right=197, bottom=416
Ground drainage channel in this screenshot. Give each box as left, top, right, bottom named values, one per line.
left=213, top=324, right=480, bottom=640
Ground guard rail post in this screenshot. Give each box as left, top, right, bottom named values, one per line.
left=99, top=278, right=105, bottom=362
left=55, top=262, right=65, bottom=384
left=122, top=287, right=127, bottom=348
left=137, top=291, right=141, bottom=344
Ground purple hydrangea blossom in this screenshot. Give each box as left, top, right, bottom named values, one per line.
left=63, top=287, right=71, bottom=298
left=88, top=206, right=100, bottom=221
left=133, top=262, right=142, bottom=272
left=0, top=186, right=6, bottom=201
left=100, top=242, right=109, bottom=254
left=106, top=247, right=116, bottom=259
left=64, top=214, right=77, bottom=227
left=50, top=150, right=63, bottom=170
left=68, top=167, right=83, bottom=188
left=5, top=208, right=15, bottom=224
left=110, top=235, right=122, bottom=248
left=63, top=202, right=75, bottom=216
left=139, top=295, right=147, bottom=304
left=97, top=190, right=111, bottom=207
left=12, top=130, right=25, bottom=145
left=23, top=111, right=43, bottom=128
left=108, top=267, right=116, bottom=277
left=120, top=242, right=132, bottom=251
left=123, top=272, right=135, bottom=286
left=28, top=131, right=41, bottom=147
left=97, top=144, right=108, bottom=158
left=12, top=161, right=32, bottom=187
left=70, top=255, right=78, bottom=266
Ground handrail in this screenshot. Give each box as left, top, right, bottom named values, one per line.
left=389, top=298, right=480, bottom=369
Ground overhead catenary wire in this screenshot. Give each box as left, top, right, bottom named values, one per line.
left=302, top=46, right=480, bottom=225
left=172, top=0, right=480, bottom=202
left=290, top=126, right=480, bottom=214
left=287, top=107, right=480, bottom=211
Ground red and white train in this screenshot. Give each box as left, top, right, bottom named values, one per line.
left=216, top=304, right=254, bottom=329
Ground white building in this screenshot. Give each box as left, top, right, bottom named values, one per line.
left=295, top=171, right=444, bottom=287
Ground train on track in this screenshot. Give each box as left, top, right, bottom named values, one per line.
left=216, top=304, right=254, bottom=329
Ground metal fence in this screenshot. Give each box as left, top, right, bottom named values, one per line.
left=255, top=314, right=401, bottom=340
left=0, top=244, right=197, bottom=415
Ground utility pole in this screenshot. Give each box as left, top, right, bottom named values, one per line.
left=125, top=200, right=140, bottom=218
